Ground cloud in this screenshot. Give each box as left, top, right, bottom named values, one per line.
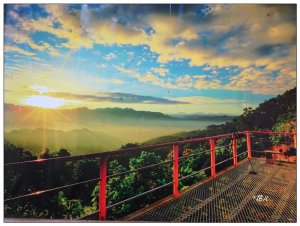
left=170, top=96, right=242, bottom=104
left=103, top=53, right=117, bottom=61
left=176, top=75, right=194, bottom=88
left=4, top=4, right=296, bottom=95
left=111, top=79, right=124, bottom=84
left=4, top=25, right=62, bottom=56
left=15, top=5, right=94, bottom=49
left=95, top=63, right=107, bottom=69
left=175, top=74, right=222, bottom=90
left=7, top=4, right=296, bottom=65
left=115, top=66, right=178, bottom=90
left=117, top=65, right=224, bottom=91
left=254, top=44, right=289, bottom=57
left=146, top=4, right=296, bottom=72
left=224, top=66, right=296, bottom=94
left=151, top=67, right=169, bottom=77
left=194, top=76, right=222, bottom=90
left=44, top=91, right=189, bottom=105
left=7, top=5, right=296, bottom=69
left=30, top=85, right=49, bottom=94
left=4, top=44, right=35, bottom=56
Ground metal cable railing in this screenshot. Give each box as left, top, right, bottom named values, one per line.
left=237, top=152, right=247, bottom=157
left=4, top=177, right=100, bottom=202
left=178, top=149, right=210, bottom=161
left=107, top=182, right=173, bottom=209
left=215, top=144, right=232, bottom=149
left=107, top=159, right=173, bottom=179
left=179, top=166, right=212, bottom=182
left=215, top=157, right=234, bottom=166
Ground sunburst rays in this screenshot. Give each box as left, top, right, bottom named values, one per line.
left=6, top=104, right=78, bottom=154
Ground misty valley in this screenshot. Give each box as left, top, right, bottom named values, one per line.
left=4, top=103, right=235, bottom=155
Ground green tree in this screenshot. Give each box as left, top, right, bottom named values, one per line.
left=179, top=145, right=208, bottom=188
left=57, top=191, right=84, bottom=219
left=271, top=111, right=296, bottom=145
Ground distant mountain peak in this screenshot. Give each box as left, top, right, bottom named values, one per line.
left=69, top=128, right=93, bottom=133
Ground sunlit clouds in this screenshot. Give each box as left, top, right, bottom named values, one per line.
left=4, top=4, right=296, bottom=114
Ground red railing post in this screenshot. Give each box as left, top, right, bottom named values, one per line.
left=294, top=134, right=297, bottom=149
left=173, top=144, right=179, bottom=198
left=232, top=135, right=238, bottom=166
left=99, top=155, right=108, bottom=221
left=210, top=139, right=216, bottom=178
left=246, top=131, right=252, bottom=158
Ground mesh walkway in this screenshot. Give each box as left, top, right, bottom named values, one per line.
left=130, top=159, right=296, bottom=223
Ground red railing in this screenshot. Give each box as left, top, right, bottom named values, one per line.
left=4, top=130, right=296, bottom=221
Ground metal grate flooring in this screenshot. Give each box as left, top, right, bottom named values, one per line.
left=131, top=159, right=296, bottom=223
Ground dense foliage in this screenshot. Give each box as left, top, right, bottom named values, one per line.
left=4, top=87, right=296, bottom=219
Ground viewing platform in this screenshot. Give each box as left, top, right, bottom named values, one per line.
left=4, top=131, right=297, bottom=223
left=125, top=158, right=296, bottom=222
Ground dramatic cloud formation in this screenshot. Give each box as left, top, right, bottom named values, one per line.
left=3, top=4, right=296, bottom=114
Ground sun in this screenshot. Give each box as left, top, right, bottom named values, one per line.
left=23, top=95, right=66, bottom=109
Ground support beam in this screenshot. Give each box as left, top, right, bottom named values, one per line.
left=246, top=131, right=252, bottom=158
left=210, top=139, right=216, bottom=178
left=232, top=135, right=238, bottom=166
left=99, top=155, right=108, bottom=221
left=173, top=145, right=179, bottom=198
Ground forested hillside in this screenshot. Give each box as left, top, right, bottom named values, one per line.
left=144, top=87, right=296, bottom=145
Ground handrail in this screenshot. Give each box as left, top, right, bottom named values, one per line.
left=107, top=159, right=173, bottom=179
left=4, top=131, right=295, bottom=168
left=106, top=182, right=173, bottom=209
left=178, top=149, right=211, bottom=161
left=178, top=166, right=212, bottom=181
left=4, top=177, right=100, bottom=202
left=4, top=132, right=241, bottom=167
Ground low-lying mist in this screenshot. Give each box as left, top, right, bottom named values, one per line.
left=4, top=104, right=232, bottom=155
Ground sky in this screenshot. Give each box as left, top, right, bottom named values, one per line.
left=4, top=4, right=296, bottom=115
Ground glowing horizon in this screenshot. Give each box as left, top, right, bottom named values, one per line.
left=22, top=95, right=68, bottom=109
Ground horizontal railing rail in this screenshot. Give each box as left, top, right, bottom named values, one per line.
left=107, top=159, right=173, bottom=179
left=106, top=182, right=173, bottom=210
left=4, top=132, right=244, bottom=167
left=178, top=165, right=212, bottom=182
left=4, top=177, right=99, bottom=203
left=178, top=149, right=211, bottom=161
left=4, top=130, right=296, bottom=221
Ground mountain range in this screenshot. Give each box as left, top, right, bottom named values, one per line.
left=4, top=103, right=235, bottom=154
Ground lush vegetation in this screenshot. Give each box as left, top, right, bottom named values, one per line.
left=4, top=88, right=296, bottom=220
